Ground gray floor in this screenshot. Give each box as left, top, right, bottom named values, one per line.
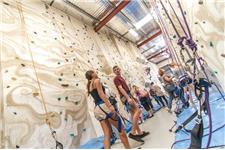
left=112, top=108, right=176, bottom=149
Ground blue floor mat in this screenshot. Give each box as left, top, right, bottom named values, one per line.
left=173, top=92, right=225, bottom=149
left=78, top=136, right=104, bottom=149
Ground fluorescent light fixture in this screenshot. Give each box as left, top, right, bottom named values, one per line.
left=134, top=14, right=153, bottom=30
left=129, top=28, right=139, bottom=37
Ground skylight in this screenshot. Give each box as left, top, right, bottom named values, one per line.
left=134, top=13, right=153, bottom=30
left=129, top=28, right=139, bottom=38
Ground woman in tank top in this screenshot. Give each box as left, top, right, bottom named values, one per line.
left=159, top=69, right=188, bottom=112
left=85, top=70, right=130, bottom=149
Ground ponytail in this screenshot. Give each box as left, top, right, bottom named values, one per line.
left=85, top=70, right=94, bottom=96
left=87, top=80, right=91, bottom=95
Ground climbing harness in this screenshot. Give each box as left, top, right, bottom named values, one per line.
left=16, top=2, right=63, bottom=148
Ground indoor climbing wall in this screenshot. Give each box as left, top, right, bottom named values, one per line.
left=155, top=0, right=225, bottom=90
left=0, top=0, right=153, bottom=148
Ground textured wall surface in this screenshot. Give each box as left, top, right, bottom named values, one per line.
left=155, top=0, right=224, bottom=89
left=0, top=0, right=157, bottom=148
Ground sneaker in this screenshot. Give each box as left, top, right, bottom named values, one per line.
left=128, top=133, right=144, bottom=142
left=137, top=131, right=150, bottom=138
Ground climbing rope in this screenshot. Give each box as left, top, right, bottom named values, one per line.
left=16, top=2, right=63, bottom=148
left=157, top=0, right=225, bottom=148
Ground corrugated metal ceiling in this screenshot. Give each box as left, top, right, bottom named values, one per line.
left=65, top=0, right=168, bottom=64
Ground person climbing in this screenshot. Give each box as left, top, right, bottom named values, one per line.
left=150, top=82, right=168, bottom=108
left=131, top=85, right=154, bottom=118
left=158, top=68, right=186, bottom=113
left=85, top=70, right=130, bottom=149
left=113, top=65, right=149, bottom=143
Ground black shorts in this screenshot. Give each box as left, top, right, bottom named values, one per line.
left=140, top=97, right=151, bottom=111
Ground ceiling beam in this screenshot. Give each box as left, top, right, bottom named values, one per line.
left=155, top=57, right=170, bottom=64
left=137, top=30, right=162, bottom=48
left=94, top=0, right=131, bottom=32
left=146, top=48, right=167, bottom=60
left=64, top=0, right=134, bottom=44
left=141, top=45, right=155, bottom=54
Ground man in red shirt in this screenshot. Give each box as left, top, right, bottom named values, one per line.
left=113, top=65, right=149, bottom=143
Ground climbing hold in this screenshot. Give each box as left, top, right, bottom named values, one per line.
left=73, top=73, right=76, bottom=76
left=5, top=70, right=8, bottom=73
left=70, top=133, right=74, bottom=137
left=203, top=21, right=206, bottom=24
left=61, top=84, right=69, bottom=87
left=173, top=35, right=176, bottom=39
left=3, top=2, right=9, bottom=5
left=54, top=38, right=57, bottom=40
left=57, top=62, right=60, bottom=65
left=59, top=112, right=62, bottom=115
left=11, top=77, right=17, bottom=80
left=195, top=22, right=198, bottom=24
left=88, top=60, right=90, bottom=63
left=33, top=92, right=39, bottom=97
left=57, top=97, right=61, bottom=101
left=61, top=15, right=63, bottom=17
left=221, top=54, right=225, bottom=58
left=60, top=73, right=63, bottom=76
left=83, top=128, right=86, bottom=132
left=34, top=32, right=37, bottom=34
left=16, top=145, right=19, bottom=148
left=13, top=112, right=17, bottom=115
left=76, top=83, right=79, bottom=86
left=210, top=41, right=213, bottom=47
left=64, top=52, right=67, bottom=55
left=198, top=0, right=203, bottom=4
left=21, top=64, right=25, bottom=67
left=196, top=40, right=199, bottom=42
left=64, top=118, right=67, bottom=121
left=201, top=45, right=204, bottom=48
left=75, top=102, right=79, bottom=105
left=6, top=85, right=10, bottom=88
left=65, top=59, right=69, bottom=62
left=214, top=71, right=218, bottom=74
left=31, top=41, right=34, bottom=43
left=58, top=78, right=62, bottom=81
left=65, top=96, right=68, bottom=100
left=184, top=11, right=186, bottom=15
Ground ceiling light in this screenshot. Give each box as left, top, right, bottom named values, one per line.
left=134, top=14, right=153, bottom=30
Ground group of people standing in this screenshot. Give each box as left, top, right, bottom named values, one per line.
left=85, top=65, right=171, bottom=148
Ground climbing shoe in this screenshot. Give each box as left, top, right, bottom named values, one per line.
left=128, top=133, right=144, bottom=142
left=137, top=131, right=150, bottom=138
